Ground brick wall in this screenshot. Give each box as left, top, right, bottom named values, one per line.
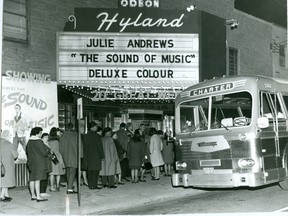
left=2, top=0, right=282, bottom=80
left=2, top=0, right=117, bottom=81
left=162, top=0, right=276, bottom=76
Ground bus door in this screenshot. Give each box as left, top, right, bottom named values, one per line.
left=260, top=92, right=287, bottom=183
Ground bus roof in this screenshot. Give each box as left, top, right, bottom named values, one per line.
left=176, top=75, right=288, bottom=103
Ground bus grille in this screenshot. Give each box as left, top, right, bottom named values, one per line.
left=178, top=141, right=232, bottom=170
left=181, top=142, right=231, bottom=159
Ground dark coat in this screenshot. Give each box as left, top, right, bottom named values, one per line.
left=43, top=144, right=52, bottom=173
left=26, top=137, right=49, bottom=172
left=116, top=129, right=129, bottom=151
left=127, top=138, right=145, bottom=169
left=114, top=139, right=125, bottom=161
left=83, top=131, right=104, bottom=171
left=59, top=130, right=80, bottom=168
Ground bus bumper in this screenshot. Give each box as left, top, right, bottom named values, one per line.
left=172, top=171, right=264, bottom=188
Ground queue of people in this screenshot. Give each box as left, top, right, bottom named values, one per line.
left=0, top=121, right=176, bottom=203
left=0, top=126, right=66, bottom=202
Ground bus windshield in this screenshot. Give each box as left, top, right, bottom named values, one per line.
left=179, top=91, right=252, bottom=133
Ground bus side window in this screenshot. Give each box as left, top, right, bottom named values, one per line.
left=261, top=92, right=274, bottom=119
left=282, top=95, right=288, bottom=117
left=261, top=92, right=285, bottom=119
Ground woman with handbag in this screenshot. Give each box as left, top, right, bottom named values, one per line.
left=26, top=127, right=50, bottom=202
left=0, top=130, right=18, bottom=202
left=39, top=133, right=52, bottom=197
left=48, top=127, right=65, bottom=192
left=127, top=129, right=146, bottom=183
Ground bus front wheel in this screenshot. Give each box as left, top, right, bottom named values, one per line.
left=279, top=179, right=288, bottom=190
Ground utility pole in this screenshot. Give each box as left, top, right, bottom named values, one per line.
left=0, top=0, right=3, bottom=187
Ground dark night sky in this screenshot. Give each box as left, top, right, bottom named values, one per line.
left=235, top=0, right=287, bottom=28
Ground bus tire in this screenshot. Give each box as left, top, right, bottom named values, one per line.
left=279, top=146, right=288, bottom=190
left=279, top=180, right=288, bottom=190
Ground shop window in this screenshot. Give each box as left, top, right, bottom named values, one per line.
left=3, top=0, right=28, bottom=43
left=279, top=44, right=286, bottom=68
left=228, top=47, right=238, bottom=76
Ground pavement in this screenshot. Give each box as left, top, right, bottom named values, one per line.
left=0, top=172, right=206, bottom=215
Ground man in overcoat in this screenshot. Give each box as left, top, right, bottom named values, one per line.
left=59, top=123, right=81, bottom=194
left=83, top=121, right=104, bottom=189
left=116, top=122, right=130, bottom=181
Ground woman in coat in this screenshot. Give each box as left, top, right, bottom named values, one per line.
left=39, top=133, right=52, bottom=196
left=149, top=127, right=164, bottom=180
left=26, top=127, right=50, bottom=202
left=0, top=130, right=18, bottom=202
left=127, top=129, right=145, bottom=183
left=100, top=127, right=120, bottom=189
left=161, top=132, right=175, bottom=176
left=112, top=132, right=125, bottom=185
left=48, top=127, right=65, bottom=192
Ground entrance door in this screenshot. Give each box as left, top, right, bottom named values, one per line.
left=259, top=92, right=287, bottom=183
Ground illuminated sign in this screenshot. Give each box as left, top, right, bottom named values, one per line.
left=57, top=32, right=199, bottom=88
left=119, top=0, right=160, bottom=8
left=58, top=8, right=200, bottom=89
left=89, top=89, right=179, bottom=101
left=67, top=8, right=199, bottom=33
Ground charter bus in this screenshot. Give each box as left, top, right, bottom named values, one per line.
left=172, top=75, right=288, bottom=189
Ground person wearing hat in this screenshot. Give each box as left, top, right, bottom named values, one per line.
left=83, top=121, right=104, bottom=190
left=116, top=123, right=130, bottom=181
left=100, top=127, right=121, bottom=189
left=59, top=123, right=81, bottom=194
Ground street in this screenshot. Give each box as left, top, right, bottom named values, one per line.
left=102, top=183, right=288, bottom=215
left=1, top=173, right=288, bottom=215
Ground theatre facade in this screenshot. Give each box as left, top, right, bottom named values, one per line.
left=2, top=0, right=287, bottom=136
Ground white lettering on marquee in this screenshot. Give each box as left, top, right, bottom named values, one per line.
left=57, top=32, right=199, bottom=88
left=90, top=89, right=179, bottom=101
left=96, top=12, right=184, bottom=32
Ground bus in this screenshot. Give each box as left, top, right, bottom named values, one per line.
left=172, top=75, right=288, bottom=189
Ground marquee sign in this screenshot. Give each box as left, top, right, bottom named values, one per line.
left=57, top=32, right=199, bottom=88
left=57, top=7, right=200, bottom=89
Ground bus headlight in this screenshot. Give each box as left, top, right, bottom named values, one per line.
left=238, top=158, right=255, bottom=168
left=176, top=161, right=187, bottom=170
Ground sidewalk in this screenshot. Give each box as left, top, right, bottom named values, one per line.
left=0, top=174, right=206, bottom=215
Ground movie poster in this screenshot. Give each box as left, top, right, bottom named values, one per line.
left=1, top=74, right=59, bottom=162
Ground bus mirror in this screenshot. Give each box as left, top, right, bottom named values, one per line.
left=257, top=117, right=269, bottom=128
